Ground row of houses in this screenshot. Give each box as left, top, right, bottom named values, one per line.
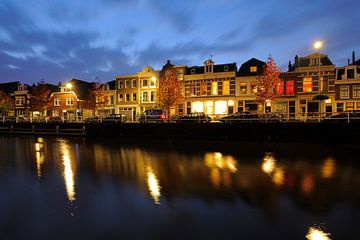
left=1, top=51, right=359, bottom=121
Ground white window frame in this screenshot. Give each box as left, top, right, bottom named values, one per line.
left=340, top=86, right=350, bottom=99
left=54, top=98, right=61, bottom=106
left=353, top=85, right=360, bottom=99
left=66, top=98, right=74, bottom=106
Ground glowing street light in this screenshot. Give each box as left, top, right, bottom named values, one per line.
left=66, top=83, right=72, bottom=90
left=313, top=41, right=323, bottom=50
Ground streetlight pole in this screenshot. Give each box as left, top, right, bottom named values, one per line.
left=313, top=41, right=323, bottom=121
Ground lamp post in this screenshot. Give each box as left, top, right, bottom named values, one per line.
left=313, top=41, right=323, bottom=121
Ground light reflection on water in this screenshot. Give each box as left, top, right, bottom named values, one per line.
left=0, top=136, right=357, bottom=239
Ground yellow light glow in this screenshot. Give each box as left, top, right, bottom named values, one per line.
left=262, top=153, right=276, bottom=175
left=192, top=101, right=204, bottom=113
left=60, top=141, right=76, bottom=201
left=313, top=41, right=323, bottom=50
left=306, top=226, right=331, bottom=240
left=35, top=143, right=41, bottom=152
left=272, top=167, right=284, bottom=186
left=228, top=100, right=234, bottom=106
left=66, top=83, right=72, bottom=89
left=151, top=76, right=156, bottom=81
left=215, top=100, right=227, bottom=114
left=212, top=82, right=218, bottom=95
left=325, top=99, right=331, bottom=104
left=322, top=158, right=336, bottom=179
left=147, top=166, right=161, bottom=205
left=204, top=152, right=238, bottom=172
left=37, top=137, right=44, bottom=143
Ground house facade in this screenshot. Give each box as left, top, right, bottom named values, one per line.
left=96, top=80, right=116, bottom=117
left=13, top=84, right=30, bottom=117
left=184, top=59, right=237, bottom=117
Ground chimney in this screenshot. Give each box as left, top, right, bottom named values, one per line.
left=352, top=51, right=356, bottom=64
left=288, top=61, right=292, bottom=72
left=294, top=55, right=299, bottom=64
left=348, top=59, right=350, bottom=65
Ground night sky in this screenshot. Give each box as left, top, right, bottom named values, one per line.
left=0, top=0, right=359, bottom=84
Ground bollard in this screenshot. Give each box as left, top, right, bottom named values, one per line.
left=56, top=126, right=59, bottom=134
left=82, top=126, right=86, bottom=134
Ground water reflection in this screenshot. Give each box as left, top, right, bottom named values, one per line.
left=306, top=225, right=332, bottom=240
left=146, top=166, right=161, bottom=204
left=322, top=158, right=336, bottom=179
left=262, top=152, right=276, bottom=175
left=35, top=137, right=45, bottom=178
left=59, top=140, right=76, bottom=201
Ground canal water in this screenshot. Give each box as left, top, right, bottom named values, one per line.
left=0, top=135, right=359, bottom=240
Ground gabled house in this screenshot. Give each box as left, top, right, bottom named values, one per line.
left=0, top=81, right=20, bottom=116
left=49, top=79, right=94, bottom=121
left=13, top=84, right=30, bottom=117
left=96, top=80, right=116, bottom=117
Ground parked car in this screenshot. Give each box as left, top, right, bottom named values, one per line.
left=138, top=109, right=166, bottom=123
left=219, top=111, right=258, bottom=123
left=85, top=116, right=101, bottom=123
left=49, top=116, right=64, bottom=123
left=323, top=112, right=360, bottom=123
left=259, top=112, right=284, bottom=122
left=102, top=114, right=127, bottom=123
left=175, top=112, right=211, bottom=123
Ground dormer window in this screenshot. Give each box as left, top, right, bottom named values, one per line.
left=310, top=58, right=320, bottom=66
left=18, top=85, right=26, bottom=91
left=204, top=59, right=214, bottom=73
left=102, top=84, right=109, bottom=91
left=224, top=65, right=229, bottom=72
left=250, top=66, right=257, bottom=73
left=191, top=68, right=196, bottom=74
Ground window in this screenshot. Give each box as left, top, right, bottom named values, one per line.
left=15, top=96, right=25, bottom=105
left=119, top=80, right=123, bottom=89
left=190, top=83, right=196, bottom=96
left=54, top=98, right=61, bottom=106
left=211, top=82, right=218, bottom=95
left=200, top=83, right=207, bottom=95
left=150, top=78, right=156, bottom=87
left=310, top=58, right=319, bottom=66
left=150, top=91, right=155, bottom=102
left=142, top=92, right=148, bottom=102
left=347, top=69, right=355, bottom=79
left=223, top=81, right=230, bottom=95
left=132, top=79, right=136, bottom=88
left=125, top=94, right=130, bottom=102
left=353, top=85, right=360, bottom=98
left=250, top=66, right=257, bottom=72
left=250, top=82, right=257, bottom=93
left=240, top=82, right=247, bottom=94
left=245, top=101, right=257, bottom=111
left=177, top=70, right=184, bottom=80
left=66, top=98, right=73, bottom=106
left=336, top=103, right=344, bottom=112
left=142, top=79, right=148, bottom=88
left=132, top=93, right=136, bottom=101
left=285, top=81, right=294, bottom=95
left=125, top=80, right=130, bottom=88
left=191, top=68, right=196, bottom=74
left=237, top=101, right=244, bottom=112
left=356, top=102, right=360, bottom=110
left=346, top=102, right=354, bottom=111
left=110, top=96, right=114, bottom=105
left=224, top=65, right=229, bottom=71
left=277, top=82, right=284, bottom=95
left=118, top=94, right=123, bottom=102
left=303, top=77, right=312, bottom=92
left=340, top=86, right=349, bottom=99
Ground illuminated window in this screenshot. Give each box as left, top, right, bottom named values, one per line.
left=240, top=82, right=247, bottom=94
left=340, top=86, right=349, bottom=99
left=66, top=98, right=73, bottom=106
left=223, top=81, right=230, bottom=95
left=150, top=78, right=156, bottom=87
left=277, top=82, right=284, bottom=95
left=303, top=77, right=312, bottom=92
left=346, top=102, right=354, bottom=111
left=206, top=101, right=213, bottom=114
left=200, top=83, right=207, bottom=95
left=142, top=92, right=148, bottom=102
left=192, top=101, right=204, bottom=112
left=353, top=85, right=360, bottom=98
left=286, top=81, right=294, bottom=95
left=211, top=82, right=218, bottom=95
left=215, top=101, right=227, bottom=114
left=250, top=66, right=257, bottom=72
left=250, top=82, right=257, bottom=93
left=54, top=98, right=61, bottom=106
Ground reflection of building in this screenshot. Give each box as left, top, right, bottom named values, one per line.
left=334, top=52, right=360, bottom=112
left=184, top=58, right=237, bottom=117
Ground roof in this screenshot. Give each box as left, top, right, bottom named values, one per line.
left=0, top=81, right=20, bottom=94
left=354, top=59, right=360, bottom=66
left=237, top=58, right=265, bottom=77
left=289, top=54, right=334, bottom=71
left=186, top=62, right=237, bottom=75
left=67, top=79, right=94, bottom=100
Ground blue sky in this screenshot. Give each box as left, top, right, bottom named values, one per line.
left=0, top=0, right=359, bottom=84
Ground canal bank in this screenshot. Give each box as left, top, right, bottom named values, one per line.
left=0, top=122, right=359, bottom=144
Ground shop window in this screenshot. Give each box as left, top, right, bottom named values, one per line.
left=215, top=101, right=227, bottom=115
left=340, top=86, right=349, bottom=99
left=245, top=101, right=257, bottom=111
left=237, top=101, right=243, bottom=112
left=286, top=81, right=294, bottom=95
left=192, top=101, right=204, bottom=113
left=240, top=82, right=247, bottom=94
left=206, top=101, right=213, bottom=114
left=303, top=77, right=312, bottom=92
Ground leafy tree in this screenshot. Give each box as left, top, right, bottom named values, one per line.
left=0, top=90, right=13, bottom=116
left=28, top=81, right=52, bottom=116
left=83, top=78, right=105, bottom=116
left=158, top=66, right=183, bottom=119
left=256, top=55, right=282, bottom=109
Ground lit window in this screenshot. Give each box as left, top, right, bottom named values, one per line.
left=353, top=85, right=360, bottom=98
left=211, top=82, right=218, bottom=95
left=346, top=102, right=354, bottom=111
left=150, top=78, right=156, bottom=87
left=223, top=81, right=230, bottom=95
left=192, top=101, right=204, bottom=113
left=215, top=101, right=227, bottom=114
left=240, top=82, right=247, bottom=94
left=250, top=66, right=257, bottom=72
left=340, top=86, right=349, bottom=99
left=66, top=98, right=73, bottom=106
left=277, top=82, right=284, bottom=95
left=54, top=98, right=61, bottom=106
left=250, top=82, right=257, bottom=93
left=206, top=101, right=213, bottom=114
left=303, top=77, right=312, bottom=92
left=286, top=81, right=294, bottom=95
left=142, top=92, right=148, bottom=102
left=200, top=83, right=207, bottom=95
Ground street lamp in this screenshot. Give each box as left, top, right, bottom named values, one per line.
left=66, top=83, right=72, bottom=91
left=313, top=40, right=323, bottom=121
